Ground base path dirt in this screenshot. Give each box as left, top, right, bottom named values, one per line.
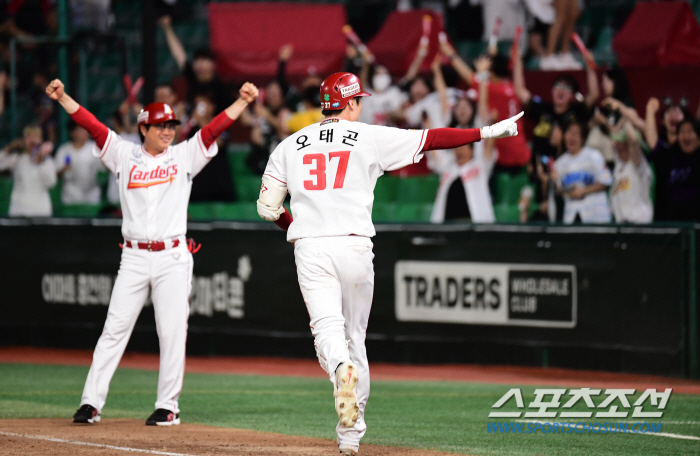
left=1, top=347, right=699, bottom=394
left=0, top=419, right=460, bottom=456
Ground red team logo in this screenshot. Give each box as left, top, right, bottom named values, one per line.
left=127, top=164, right=179, bottom=189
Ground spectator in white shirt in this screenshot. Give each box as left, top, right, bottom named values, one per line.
left=429, top=57, right=497, bottom=223
left=55, top=121, right=103, bottom=204
left=0, top=125, right=56, bottom=216
left=553, top=120, right=613, bottom=223
left=610, top=121, right=653, bottom=223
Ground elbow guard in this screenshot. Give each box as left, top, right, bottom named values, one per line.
left=257, top=175, right=287, bottom=221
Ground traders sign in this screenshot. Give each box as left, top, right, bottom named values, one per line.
left=395, top=261, right=576, bottom=328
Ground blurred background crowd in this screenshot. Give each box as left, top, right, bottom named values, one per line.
left=1, top=0, right=699, bottom=225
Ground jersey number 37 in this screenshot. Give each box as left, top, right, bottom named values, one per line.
left=303, top=151, right=350, bottom=191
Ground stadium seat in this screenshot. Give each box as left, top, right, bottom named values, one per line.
left=374, top=175, right=400, bottom=203
left=58, top=204, right=104, bottom=217
left=49, top=182, right=63, bottom=216
left=235, top=175, right=262, bottom=202
left=372, top=202, right=397, bottom=222
left=494, top=204, right=520, bottom=223
left=188, top=203, right=213, bottom=221
left=0, top=177, right=12, bottom=216
left=210, top=202, right=259, bottom=221
left=396, top=175, right=439, bottom=204
left=495, top=171, right=529, bottom=205
left=456, top=40, right=487, bottom=61
left=395, top=203, right=433, bottom=222
left=228, top=148, right=253, bottom=178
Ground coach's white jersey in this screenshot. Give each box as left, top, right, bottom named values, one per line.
left=264, top=118, right=427, bottom=241
left=94, top=129, right=216, bottom=240
left=554, top=146, right=612, bottom=223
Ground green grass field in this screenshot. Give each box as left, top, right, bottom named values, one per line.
left=1, top=363, right=699, bottom=456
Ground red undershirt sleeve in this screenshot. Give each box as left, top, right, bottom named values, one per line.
left=421, top=128, right=482, bottom=152
left=200, top=111, right=235, bottom=149
left=274, top=206, right=293, bottom=231
left=70, top=106, right=109, bottom=149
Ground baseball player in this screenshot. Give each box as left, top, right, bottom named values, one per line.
left=46, top=78, right=258, bottom=426
left=256, top=72, right=521, bottom=455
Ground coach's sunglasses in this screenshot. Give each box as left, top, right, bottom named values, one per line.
left=151, top=122, right=178, bottom=131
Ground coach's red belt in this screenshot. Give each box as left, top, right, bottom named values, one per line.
left=124, top=239, right=180, bottom=252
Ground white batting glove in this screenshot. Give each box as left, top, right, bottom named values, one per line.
left=480, top=111, right=524, bottom=139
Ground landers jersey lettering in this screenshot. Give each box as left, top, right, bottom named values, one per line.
left=264, top=118, right=427, bottom=241
left=94, top=129, right=217, bottom=240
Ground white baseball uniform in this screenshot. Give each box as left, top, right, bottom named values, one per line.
left=80, top=128, right=217, bottom=415
left=263, top=117, right=427, bottom=449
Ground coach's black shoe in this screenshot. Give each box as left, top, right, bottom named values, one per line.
left=146, top=408, right=180, bottom=426
left=73, top=404, right=100, bottom=424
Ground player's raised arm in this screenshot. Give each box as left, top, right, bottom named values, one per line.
left=46, top=79, right=109, bottom=148
left=199, top=82, right=259, bottom=149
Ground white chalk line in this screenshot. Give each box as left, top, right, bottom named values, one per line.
left=0, top=430, right=200, bottom=455
left=514, top=420, right=700, bottom=440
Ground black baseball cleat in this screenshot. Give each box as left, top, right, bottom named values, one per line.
left=73, top=404, right=100, bottom=424
left=146, top=408, right=180, bottom=426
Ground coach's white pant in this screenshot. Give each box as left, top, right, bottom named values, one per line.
left=294, top=236, right=374, bottom=447
left=81, top=245, right=192, bottom=415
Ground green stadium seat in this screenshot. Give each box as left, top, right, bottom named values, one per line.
left=58, top=204, right=103, bottom=217
left=494, top=204, right=521, bottom=223
left=372, top=202, right=397, bottom=223
left=210, top=202, right=259, bottom=221
left=374, top=175, right=400, bottom=203
left=235, top=175, right=262, bottom=202
left=188, top=203, right=213, bottom=221
left=0, top=177, right=12, bottom=216
left=228, top=149, right=253, bottom=178
left=49, top=182, right=62, bottom=216
left=396, top=175, right=439, bottom=204
left=456, top=40, right=487, bottom=61
left=495, top=171, right=529, bottom=205
left=395, top=203, right=433, bottom=222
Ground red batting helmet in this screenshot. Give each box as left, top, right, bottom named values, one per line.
left=137, top=103, right=181, bottom=126
left=319, top=72, right=371, bottom=110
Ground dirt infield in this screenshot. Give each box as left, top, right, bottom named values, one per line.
left=0, top=419, right=460, bottom=456
left=1, top=346, right=699, bottom=394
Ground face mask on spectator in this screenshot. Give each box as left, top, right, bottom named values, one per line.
left=373, top=73, right=391, bottom=92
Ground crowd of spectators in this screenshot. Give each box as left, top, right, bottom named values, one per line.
left=1, top=1, right=699, bottom=225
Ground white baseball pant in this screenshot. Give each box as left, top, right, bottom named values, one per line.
left=80, top=244, right=192, bottom=414
left=294, top=235, right=374, bottom=447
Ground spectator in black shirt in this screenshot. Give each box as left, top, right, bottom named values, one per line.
left=653, top=117, right=700, bottom=221
left=514, top=48, right=599, bottom=161
left=159, top=15, right=232, bottom=112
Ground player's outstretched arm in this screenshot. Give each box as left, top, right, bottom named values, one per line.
left=46, top=79, right=109, bottom=148
left=200, top=83, right=259, bottom=149
left=420, top=112, right=523, bottom=151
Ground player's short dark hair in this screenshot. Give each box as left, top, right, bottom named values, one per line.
left=138, top=125, right=150, bottom=144
left=322, top=96, right=362, bottom=117
left=67, top=120, right=80, bottom=133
